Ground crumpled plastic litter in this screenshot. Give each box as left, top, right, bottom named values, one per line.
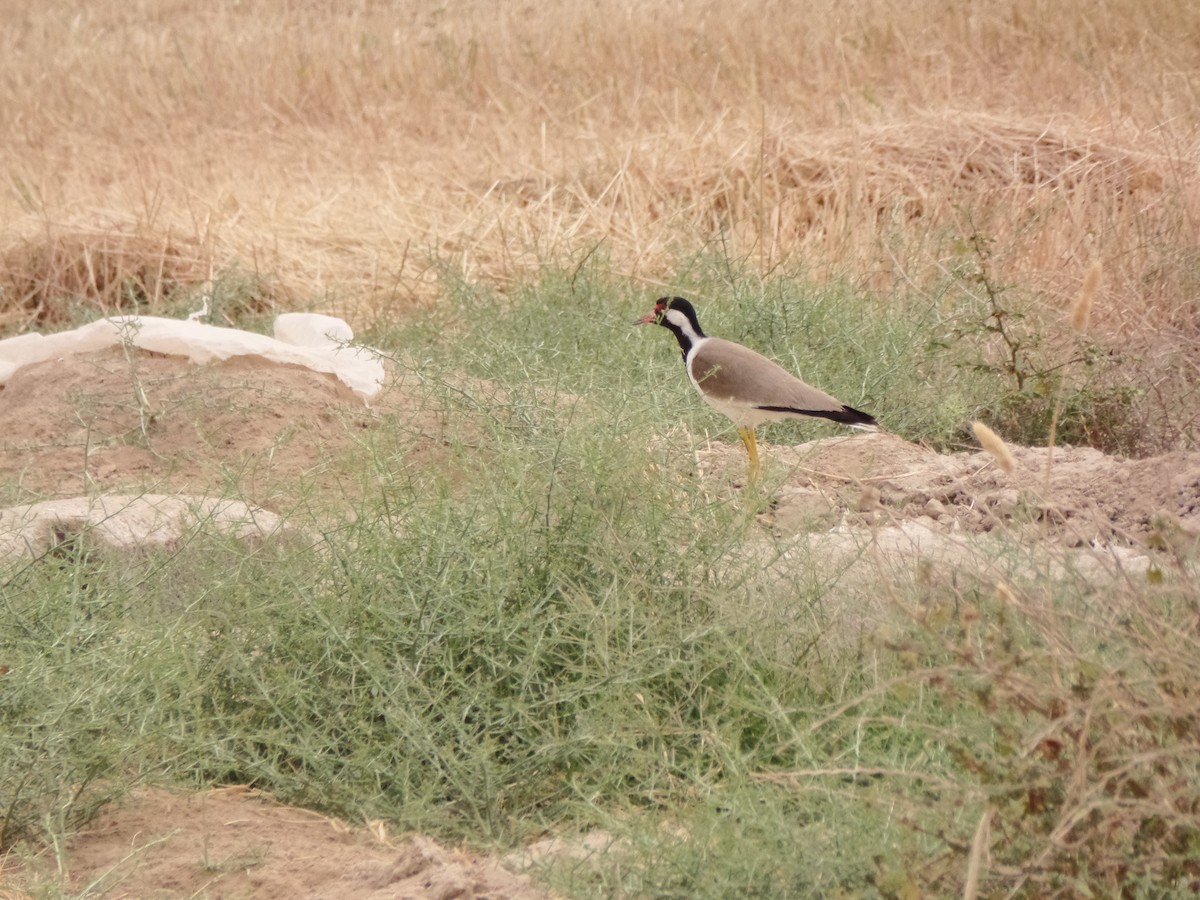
left=0, top=312, right=385, bottom=400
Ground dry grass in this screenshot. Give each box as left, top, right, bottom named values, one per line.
left=972, top=420, right=1017, bottom=473
left=1, top=0, right=1199, bottom=327
left=886, top=574, right=1200, bottom=895
left=0, top=227, right=210, bottom=330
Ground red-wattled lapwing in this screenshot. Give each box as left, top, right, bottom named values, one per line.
left=635, top=296, right=876, bottom=480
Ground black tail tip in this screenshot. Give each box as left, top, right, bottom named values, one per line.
left=840, top=405, right=877, bottom=428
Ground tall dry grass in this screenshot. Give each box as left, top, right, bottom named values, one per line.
left=1, top=0, right=1199, bottom=329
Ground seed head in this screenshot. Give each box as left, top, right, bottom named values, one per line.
left=972, top=421, right=1016, bottom=473
left=1070, top=260, right=1102, bottom=335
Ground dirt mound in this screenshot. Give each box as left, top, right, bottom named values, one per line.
left=744, top=432, right=1200, bottom=544
left=38, top=786, right=553, bottom=900
left=693, top=432, right=1199, bottom=588
left=0, top=347, right=450, bottom=507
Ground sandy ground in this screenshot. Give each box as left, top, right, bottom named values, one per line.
left=0, top=347, right=449, bottom=505
left=2, top=347, right=1198, bottom=898
left=25, top=785, right=552, bottom=900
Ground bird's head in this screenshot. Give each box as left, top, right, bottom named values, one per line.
left=633, top=297, right=702, bottom=332
left=633, top=297, right=669, bottom=326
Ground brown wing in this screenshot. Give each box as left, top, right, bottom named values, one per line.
left=690, top=339, right=843, bottom=409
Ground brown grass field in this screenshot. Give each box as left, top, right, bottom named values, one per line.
left=2, top=0, right=1199, bottom=330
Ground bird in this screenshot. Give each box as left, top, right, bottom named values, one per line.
left=635, top=296, right=876, bottom=481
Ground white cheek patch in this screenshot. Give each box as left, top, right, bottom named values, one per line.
left=664, top=309, right=691, bottom=330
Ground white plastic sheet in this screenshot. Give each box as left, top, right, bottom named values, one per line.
left=0, top=312, right=385, bottom=400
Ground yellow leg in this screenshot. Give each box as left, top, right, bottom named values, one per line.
left=738, top=427, right=761, bottom=482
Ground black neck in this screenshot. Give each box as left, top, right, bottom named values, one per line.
left=658, top=297, right=706, bottom=362
left=663, top=321, right=694, bottom=362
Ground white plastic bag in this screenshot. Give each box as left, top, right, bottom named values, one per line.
left=0, top=313, right=385, bottom=400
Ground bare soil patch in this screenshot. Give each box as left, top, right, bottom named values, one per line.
left=0, top=348, right=453, bottom=509
left=740, top=432, right=1200, bottom=546
left=30, top=786, right=551, bottom=900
